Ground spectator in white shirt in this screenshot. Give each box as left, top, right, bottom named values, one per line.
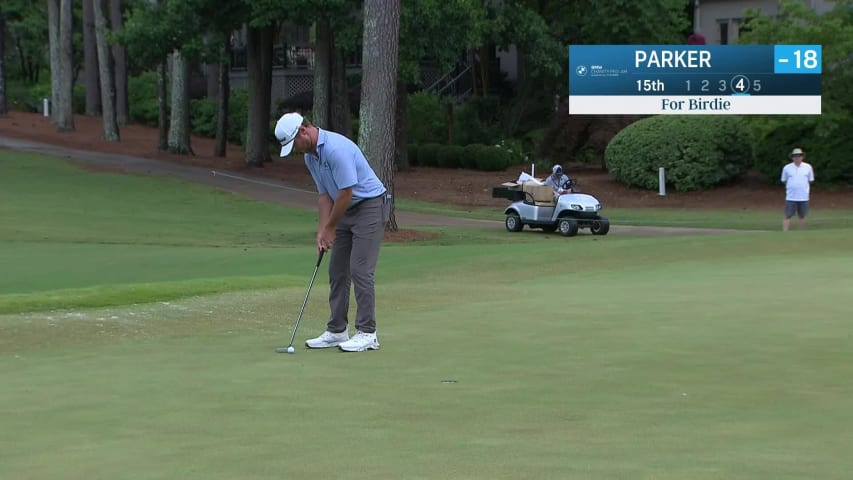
left=780, top=148, right=815, bottom=231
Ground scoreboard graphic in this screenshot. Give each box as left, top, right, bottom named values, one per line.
left=568, top=45, right=822, bottom=115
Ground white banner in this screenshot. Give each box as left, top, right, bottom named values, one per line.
left=569, top=95, right=821, bottom=115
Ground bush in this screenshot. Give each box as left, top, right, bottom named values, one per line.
left=495, top=138, right=528, bottom=166
left=752, top=118, right=814, bottom=184
left=407, top=144, right=419, bottom=166
left=451, top=96, right=501, bottom=146
left=461, top=144, right=485, bottom=170
left=605, top=115, right=752, bottom=192
left=751, top=117, right=853, bottom=186
left=418, top=143, right=443, bottom=167
left=128, top=71, right=163, bottom=126
left=475, top=145, right=510, bottom=172
left=72, top=84, right=86, bottom=114
left=407, top=91, right=447, bottom=144
left=436, top=145, right=464, bottom=168
left=189, top=88, right=249, bottom=146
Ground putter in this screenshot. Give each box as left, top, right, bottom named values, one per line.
left=275, top=249, right=325, bottom=354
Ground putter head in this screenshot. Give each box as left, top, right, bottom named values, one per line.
left=275, top=346, right=294, bottom=354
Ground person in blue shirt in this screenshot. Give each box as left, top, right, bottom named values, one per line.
left=274, top=112, right=387, bottom=352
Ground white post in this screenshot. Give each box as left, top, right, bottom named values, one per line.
left=531, top=163, right=535, bottom=178
left=658, top=167, right=666, bottom=196
left=43, top=98, right=50, bottom=117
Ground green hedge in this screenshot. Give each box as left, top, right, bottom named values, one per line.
left=407, top=144, right=419, bottom=166
left=190, top=89, right=249, bottom=146
left=407, top=91, right=447, bottom=144
left=417, top=143, right=443, bottom=167
left=128, top=71, right=162, bottom=126
left=752, top=117, right=853, bottom=185
left=605, top=115, right=752, bottom=192
left=4, top=81, right=84, bottom=114
left=416, top=143, right=509, bottom=171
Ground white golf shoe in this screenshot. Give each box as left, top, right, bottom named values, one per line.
left=338, top=331, right=380, bottom=352
left=305, top=330, right=349, bottom=349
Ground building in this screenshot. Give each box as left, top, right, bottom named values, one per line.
left=693, top=0, right=836, bottom=44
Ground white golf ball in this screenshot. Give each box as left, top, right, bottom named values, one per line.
left=287, top=346, right=295, bottom=354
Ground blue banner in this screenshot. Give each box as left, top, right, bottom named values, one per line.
left=569, top=45, right=822, bottom=96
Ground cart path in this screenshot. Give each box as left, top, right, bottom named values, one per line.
left=1, top=136, right=746, bottom=236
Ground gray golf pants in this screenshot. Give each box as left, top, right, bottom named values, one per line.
left=327, top=196, right=385, bottom=334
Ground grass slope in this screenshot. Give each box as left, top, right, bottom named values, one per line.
left=2, top=151, right=852, bottom=479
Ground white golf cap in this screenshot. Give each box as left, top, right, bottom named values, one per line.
left=274, top=112, right=304, bottom=157
left=790, top=148, right=805, bottom=157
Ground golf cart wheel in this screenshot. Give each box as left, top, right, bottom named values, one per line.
left=505, top=213, right=523, bottom=232
left=558, top=218, right=579, bottom=237
left=591, top=216, right=610, bottom=235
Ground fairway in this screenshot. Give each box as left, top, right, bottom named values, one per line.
left=2, top=152, right=853, bottom=479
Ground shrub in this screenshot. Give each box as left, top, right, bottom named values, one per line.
left=495, top=138, right=528, bottom=166
left=407, top=144, right=419, bottom=166
left=461, top=144, right=484, bottom=170
left=605, top=115, right=752, bottom=192
left=451, top=95, right=501, bottom=146
left=128, top=71, right=164, bottom=126
left=521, top=128, right=546, bottom=160
left=436, top=145, right=464, bottom=168
left=72, top=84, right=86, bottom=114
left=475, top=145, right=510, bottom=172
left=418, top=143, right=443, bottom=167
left=189, top=88, right=249, bottom=146
left=407, top=91, right=448, bottom=144
left=751, top=117, right=853, bottom=186
left=751, top=118, right=814, bottom=184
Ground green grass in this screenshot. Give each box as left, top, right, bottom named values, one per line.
left=2, top=150, right=853, bottom=479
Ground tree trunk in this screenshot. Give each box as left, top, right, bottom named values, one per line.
left=468, top=49, right=478, bottom=96
left=82, top=0, right=101, bottom=115
left=93, top=0, right=119, bottom=141
left=206, top=63, right=219, bottom=99
left=330, top=49, right=351, bottom=138
left=168, top=50, right=192, bottom=154
left=394, top=79, right=409, bottom=171
left=15, top=38, right=26, bottom=82
left=204, top=33, right=218, bottom=99
left=0, top=14, right=7, bottom=116
left=245, top=25, right=274, bottom=166
left=110, top=0, right=128, bottom=125
left=312, top=16, right=332, bottom=128
left=214, top=38, right=230, bottom=157
left=47, top=0, right=60, bottom=123
left=56, top=0, right=75, bottom=131
left=358, top=0, right=400, bottom=231
left=156, top=61, right=168, bottom=151
left=479, top=44, right=490, bottom=96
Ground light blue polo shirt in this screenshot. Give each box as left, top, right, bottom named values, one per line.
left=304, top=129, right=386, bottom=207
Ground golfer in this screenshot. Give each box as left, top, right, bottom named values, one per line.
left=274, top=112, right=386, bottom=352
left=780, top=147, right=814, bottom=231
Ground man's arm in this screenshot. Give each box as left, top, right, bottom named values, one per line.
left=317, top=188, right=354, bottom=251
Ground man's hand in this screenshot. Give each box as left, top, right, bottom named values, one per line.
left=317, top=225, right=336, bottom=251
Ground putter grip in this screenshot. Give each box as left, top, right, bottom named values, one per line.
left=316, top=249, right=325, bottom=267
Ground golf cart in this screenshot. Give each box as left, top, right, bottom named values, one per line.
left=492, top=178, right=610, bottom=237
